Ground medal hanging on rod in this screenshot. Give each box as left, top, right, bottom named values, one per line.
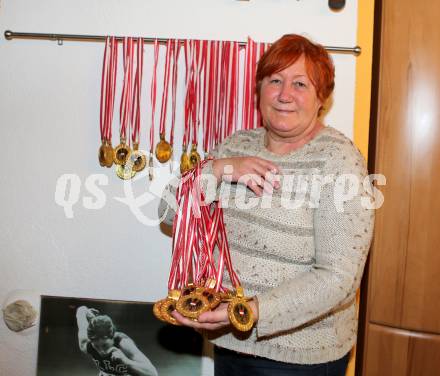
left=153, top=160, right=255, bottom=331
left=115, top=37, right=134, bottom=165
left=98, top=36, right=110, bottom=167
left=148, top=39, right=160, bottom=181
left=155, top=39, right=173, bottom=164
left=167, top=40, right=181, bottom=172
left=189, top=40, right=203, bottom=167
left=128, top=37, right=146, bottom=173
left=180, top=40, right=194, bottom=174
left=115, top=37, right=135, bottom=179
left=98, top=36, right=118, bottom=168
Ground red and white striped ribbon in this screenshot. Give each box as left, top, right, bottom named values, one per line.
left=168, top=159, right=241, bottom=293
left=159, top=39, right=173, bottom=140
left=149, top=39, right=160, bottom=154
left=131, top=38, right=144, bottom=145
left=100, top=36, right=118, bottom=142
left=120, top=37, right=134, bottom=142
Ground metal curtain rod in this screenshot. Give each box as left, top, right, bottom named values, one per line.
left=4, top=30, right=361, bottom=56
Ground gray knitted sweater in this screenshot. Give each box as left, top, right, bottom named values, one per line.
left=158, top=126, right=374, bottom=364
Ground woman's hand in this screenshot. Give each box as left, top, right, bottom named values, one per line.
left=212, top=157, right=280, bottom=196
left=172, top=302, right=230, bottom=330
left=171, top=298, right=259, bottom=331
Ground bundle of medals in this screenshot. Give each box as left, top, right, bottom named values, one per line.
left=155, top=39, right=179, bottom=166
left=153, top=159, right=255, bottom=332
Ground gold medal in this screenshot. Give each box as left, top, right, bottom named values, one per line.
left=160, top=298, right=181, bottom=326
left=180, top=146, right=192, bottom=174
left=153, top=299, right=166, bottom=322
left=199, top=279, right=221, bottom=309
left=115, top=164, right=136, bottom=180
left=176, top=292, right=210, bottom=319
left=104, top=141, right=115, bottom=167
left=130, top=143, right=146, bottom=172
left=182, top=283, right=197, bottom=297
left=99, top=140, right=114, bottom=168
left=155, top=133, right=173, bottom=163
left=189, top=143, right=201, bottom=167
left=227, top=287, right=254, bottom=331
left=113, top=138, right=132, bottom=165
left=160, top=290, right=181, bottom=326
left=98, top=140, right=107, bottom=167
left=105, top=141, right=115, bottom=168
left=200, top=287, right=221, bottom=310
left=228, top=297, right=254, bottom=332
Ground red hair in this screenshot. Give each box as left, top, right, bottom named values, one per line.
left=256, top=34, right=335, bottom=105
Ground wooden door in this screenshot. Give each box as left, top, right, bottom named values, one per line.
left=364, top=324, right=440, bottom=376
left=359, top=0, right=440, bottom=374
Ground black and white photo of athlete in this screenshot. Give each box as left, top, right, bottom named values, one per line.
left=76, top=306, right=158, bottom=376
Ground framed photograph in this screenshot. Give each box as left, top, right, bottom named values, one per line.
left=37, top=296, right=204, bottom=376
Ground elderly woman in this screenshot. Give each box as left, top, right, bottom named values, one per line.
left=159, top=34, right=374, bottom=376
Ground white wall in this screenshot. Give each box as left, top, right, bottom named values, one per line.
left=0, top=0, right=358, bottom=375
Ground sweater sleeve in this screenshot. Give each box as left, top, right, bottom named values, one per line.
left=256, top=144, right=375, bottom=338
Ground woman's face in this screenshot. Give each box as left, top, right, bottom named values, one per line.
left=259, top=55, right=322, bottom=140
